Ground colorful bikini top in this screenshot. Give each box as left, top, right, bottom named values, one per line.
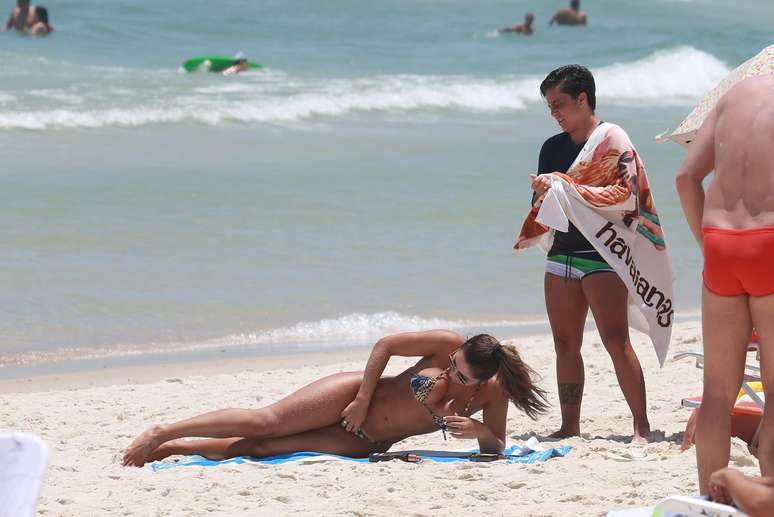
left=409, top=368, right=481, bottom=440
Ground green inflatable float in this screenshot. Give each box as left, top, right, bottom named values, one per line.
left=182, top=55, right=262, bottom=73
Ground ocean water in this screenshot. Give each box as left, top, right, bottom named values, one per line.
left=1, top=0, right=771, bottom=375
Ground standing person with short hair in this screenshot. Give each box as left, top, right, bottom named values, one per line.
left=518, top=65, right=652, bottom=443
left=676, top=74, right=774, bottom=494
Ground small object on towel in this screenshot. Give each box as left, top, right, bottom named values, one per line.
left=368, top=452, right=421, bottom=463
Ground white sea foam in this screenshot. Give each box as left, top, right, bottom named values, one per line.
left=28, top=90, right=86, bottom=105
left=0, top=311, right=545, bottom=367
left=0, top=46, right=730, bottom=130
left=594, top=46, right=729, bottom=104
left=212, top=311, right=534, bottom=346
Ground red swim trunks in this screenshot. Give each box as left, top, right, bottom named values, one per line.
left=703, top=226, right=774, bottom=297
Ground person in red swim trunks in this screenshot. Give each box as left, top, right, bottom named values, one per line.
left=676, top=74, right=774, bottom=496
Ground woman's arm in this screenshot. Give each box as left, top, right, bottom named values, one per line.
left=358, top=329, right=461, bottom=402
left=477, top=390, right=507, bottom=453
left=444, top=386, right=507, bottom=453
left=340, top=329, right=462, bottom=433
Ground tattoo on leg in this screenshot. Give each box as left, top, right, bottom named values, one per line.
left=558, top=383, right=583, bottom=405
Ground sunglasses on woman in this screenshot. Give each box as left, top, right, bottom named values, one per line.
left=449, top=349, right=470, bottom=385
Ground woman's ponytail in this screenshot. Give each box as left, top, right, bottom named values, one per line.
left=495, top=344, right=548, bottom=420
left=464, top=335, right=548, bottom=420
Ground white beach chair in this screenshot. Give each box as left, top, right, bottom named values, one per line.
left=674, top=330, right=761, bottom=399
left=0, top=432, right=49, bottom=517
left=607, top=495, right=747, bottom=517
left=674, top=350, right=763, bottom=410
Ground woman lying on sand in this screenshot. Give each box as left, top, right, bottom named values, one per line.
left=123, top=330, right=548, bottom=466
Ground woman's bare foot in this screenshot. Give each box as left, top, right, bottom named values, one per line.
left=630, top=433, right=649, bottom=445
left=630, top=421, right=651, bottom=445
left=122, top=425, right=165, bottom=467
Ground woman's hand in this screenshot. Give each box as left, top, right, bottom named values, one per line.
left=340, top=396, right=370, bottom=433
left=444, top=415, right=484, bottom=439
left=530, top=173, right=552, bottom=196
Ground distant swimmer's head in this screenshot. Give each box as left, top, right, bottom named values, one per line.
left=460, top=334, right=548, bottom=419
left=570, top=0, right=581, bottom=10
left=231, top=51, right=248, bottom=67
left=540, top=64, right=596, bottom=132
left=223, top=57, right=249, bottom=75
left=525, top=13, right=535, bottom=24
left=30, top=5, right=48, bottom=25
left=231, top=58, right=249, bottom=73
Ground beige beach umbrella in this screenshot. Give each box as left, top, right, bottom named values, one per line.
left=657, top=43, right=774, bottom=147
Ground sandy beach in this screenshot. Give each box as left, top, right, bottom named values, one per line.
left=3, top=2, right=772, bottom=516
left=1, top=320, right=761, bottom=517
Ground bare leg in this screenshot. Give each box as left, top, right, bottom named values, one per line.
left=545, top=272, right=589, bottom=438
left=582, top=272, right=650, bottom=443
left=696, top=288, right=750, bottom=494
left=148, top=437, right=246, bottom=462
left=149, top=425, right=388, bottom=463
left=750, top=293, right=774, bottom=476
left=123, top=371, right=361, bottom=466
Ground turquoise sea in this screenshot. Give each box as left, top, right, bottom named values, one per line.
left=1, top=0, right=772, bottom=375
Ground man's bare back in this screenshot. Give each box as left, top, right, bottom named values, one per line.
left=703, top=75, right=774, bottom=228
left=550, top=8, right=586, bottom=26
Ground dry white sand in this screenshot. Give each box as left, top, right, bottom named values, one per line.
left=1, top=321, right=762, bottom=516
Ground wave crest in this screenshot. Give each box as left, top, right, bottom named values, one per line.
left=0, top=46, right=729, bottom=130
left=0, top=311, right=541, bottom=367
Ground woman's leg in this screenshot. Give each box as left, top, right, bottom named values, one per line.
left=545, top=273, right=590, bottom=438
left=149, top=425, right=388, bottom=463
left=123, top=371, right=362, bottom=466
left=582, top=272, right=650, bottom=443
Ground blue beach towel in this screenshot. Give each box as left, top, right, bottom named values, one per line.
left=150, top=442, right=572, bottom=471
